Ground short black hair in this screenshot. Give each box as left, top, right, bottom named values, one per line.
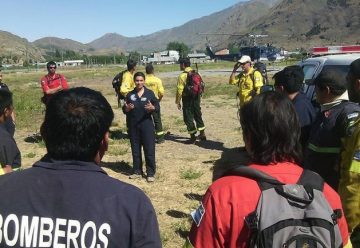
left=133, top=71, right=145, bottom=81
left=41, top=87, right=114, bottom=161
left=145, top=64, right=154, bottom=74
left=179, top=57, right=191, bottom=67
left=314, top=69, right=346, bottom=95
left=127, top=59, right=137, bottom=71
left=273, top=65, right=304, bottom=94
left=0, top=90, right=13, bottom=113
left=240, top=91, right=302, bottom=165
left=46, top=61, right=57, bottom=69
left=349, top=58, right=360, bottom=79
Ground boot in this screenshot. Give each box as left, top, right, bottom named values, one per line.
left=198, top=130, right=207, bottom=141
left=190, top=134, right=197, bottom=144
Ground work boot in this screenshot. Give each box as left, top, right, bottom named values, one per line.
left=198, top=130, right=207, bottom=141
left=156, top=135, right=165, bottom=144
left=190, top=134, right=197, bottom=144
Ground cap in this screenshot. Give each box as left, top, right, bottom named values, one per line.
left=238, top=55, right=251, bottom=64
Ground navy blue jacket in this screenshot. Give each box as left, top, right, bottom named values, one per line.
left=0, top=156, right=161, bottom=247
left=125, top=87, right=159, bottom=129
left=0, top=123, right=21, bottom=168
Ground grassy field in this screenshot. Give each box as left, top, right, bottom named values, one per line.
left=4, top=61, right=287, bottom=247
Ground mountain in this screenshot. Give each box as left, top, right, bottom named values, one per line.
left=88, top=0, right=281, bottom=52
left=233, top=0, right=360, bottom=50
left=33, top=37, right=92, bottom=53
left=0, top=31, right=44, bottom=63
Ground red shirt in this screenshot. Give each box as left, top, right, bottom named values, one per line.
left=188, top=162, right=350, bottom=248
left=40, top=73, right=68, bottom=95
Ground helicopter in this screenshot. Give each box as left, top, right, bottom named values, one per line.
left=200, top=33, right=284, bottom=62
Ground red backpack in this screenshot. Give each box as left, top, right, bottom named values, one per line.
left=184, top=69, right=205, bottom=98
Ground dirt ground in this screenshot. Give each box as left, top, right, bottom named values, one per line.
left=15, top=69, right=250, bottom=247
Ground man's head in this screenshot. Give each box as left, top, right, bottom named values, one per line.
left=127, top=59, right=137, bottom=72
left=179, top=57, right=191, bottom=70
left=0, top=90, right=13, bottom=123
left=240, top=91, right=302, bottom=165
left=347, top=58, right=360, bottom=103
left=145, top=63, right=154, bottom=74
left=273, top=65, right=304, bottom=94
left=40, top=87, right=114, bottom=162
left=314, top=69, right=347, bottom=104
left=46, top=61, right=57, bottom=74
left=238, top=55, right=252, bottom=73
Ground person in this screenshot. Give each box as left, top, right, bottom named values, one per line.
left=175, top=58, right=206, bottom=143
left=0, top=87, right=161, bottom=247
left=123, top=72, right=159, bottom=182
left=145, top=64, right=165, bottom=144
left=120, top=59, right=137, bottom=132
left=40, top=61, right=69, bottom=104
left=229, top=55, right=263, bottom=108
left=273, top=65, right=317, bottom=149
left=0, top=90, right=21, bottom=175
left=303, top=69, right=360, bottom=190
left=185, top=92, right=352, bottom=248
left=338, top=58, right=360, bottom=244
left=0, top=69, right=16, bottom=136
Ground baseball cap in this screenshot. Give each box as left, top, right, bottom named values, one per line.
left=238, top=55, right=251, bottom=64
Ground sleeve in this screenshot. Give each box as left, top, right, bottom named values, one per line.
left=60, top=74, right=69, bottom=89
left=175, top=73, right=186, bottom=104
left=229, top=74, right=240, bottom=85
left=134, top=195, right=162, bottom=248
left=253, top=71, right=264, bottom=94
left=157, top=78, right=164, bottom=97
left=151, top=92, right=160, bottom=113
left=40, top=76, right=49, bottom=93
left=120, top=72, right=134, bottom=97
left=323, top=184, right=352, bottom=247
left=0, top=140, right=21, bottom=169
left=188, top=190, right=225, bottom=248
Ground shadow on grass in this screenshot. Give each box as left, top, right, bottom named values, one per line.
left=212, top=147, right=251, bottom=181
left=24, top=132, right=42, bottom=143
left=184, top=193, right=203, bottom=202
left=109, top=129, right=128, bottom=140
left=166, top=210, right=189, bottom=219
left=176, top=229, right=189, bottom=239
left=166, top=132, right=226, bottom=151
left=101, top=161, right=132, bottom=175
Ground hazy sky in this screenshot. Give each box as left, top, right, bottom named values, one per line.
left=0, top=0, right=244, bottom=43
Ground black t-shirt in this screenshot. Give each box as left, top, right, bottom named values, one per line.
left=0, top=157, right=161, bottom=247
left=0, top=124, right=21, bottom=168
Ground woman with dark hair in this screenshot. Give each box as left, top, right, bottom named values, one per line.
left=186, top=91, right=351, bottom=247
left=123, top=72, right=159, bottom=182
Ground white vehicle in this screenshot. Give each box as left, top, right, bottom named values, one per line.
left=299, top=45, right=360, bottom=104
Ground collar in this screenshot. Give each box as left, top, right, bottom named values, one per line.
left=184, top=67, right=193, bottom=73
left=320, top=91, right=349, bottom=112
left=33, top=155, right=107, bottom=174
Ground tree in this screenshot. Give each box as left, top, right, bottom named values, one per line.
left=128, top=51, right=141, bottom=63
left=167, top=41, right=190, bottom=58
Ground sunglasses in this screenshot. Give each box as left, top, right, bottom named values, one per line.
left=48, top=66, right=56, bottom=69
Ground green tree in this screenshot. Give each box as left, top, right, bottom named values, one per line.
left=128, top=51, right=141, bottom=63
left=166, top=41, right=190, bottom=58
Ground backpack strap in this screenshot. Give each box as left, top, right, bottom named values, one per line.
left=297, top=169, right=324, bottom=191
left=224, top=165, right=283, bottom=191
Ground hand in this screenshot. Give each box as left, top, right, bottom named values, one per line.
left=124, top=102, right=134, bottom=112
left=3, top=165, right=13, bottom=174
left=177, top=103, right=182, bottom=110
left=144, top=100, right=155, bottom=113
left=233, top=62, right=241, bottom=72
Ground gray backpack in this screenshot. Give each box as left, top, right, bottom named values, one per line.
left=226, top=167, right=343, bottom=248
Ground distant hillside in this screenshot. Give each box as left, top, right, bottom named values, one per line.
left=0, top=31, right=44, bottom=64
left=88, top=0, right=281, bottom=52
left=33, top=37, right=93, bottom=53
left=230, top=0, right=360, bottom=50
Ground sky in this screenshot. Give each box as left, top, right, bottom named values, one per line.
left=0, top=0, right=244, bottom=44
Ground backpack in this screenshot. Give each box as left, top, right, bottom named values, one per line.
left=183, top=64, right=205, bottom=98
left=112, top=71, right=126, bottom=100
left=250, top=62, right=268, bottom=85
left=225, top=166, right=343, bottom=248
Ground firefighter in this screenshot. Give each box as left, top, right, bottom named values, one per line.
left=303, top=69, right=360, bottom=190
left=229, top=55, right=263, bottom=108
left=338, top=58, right=360, bottom=244
left=145, top=64, right=165, bottom=144
left=175, top=58, right=206, bottom=143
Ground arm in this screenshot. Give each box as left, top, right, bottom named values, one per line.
left=0, top=142, right=21, bottom=174
left=120, top=72, right=135, bottom=97
left=229, top=62, right=241, bottom=85
left=157, top=78, right=164, bottom=101
left=60, top=74, right=69, bottom=90
left=253, top=71, right=264, bottom=94
left=176, top=73, right=186, bottom=109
